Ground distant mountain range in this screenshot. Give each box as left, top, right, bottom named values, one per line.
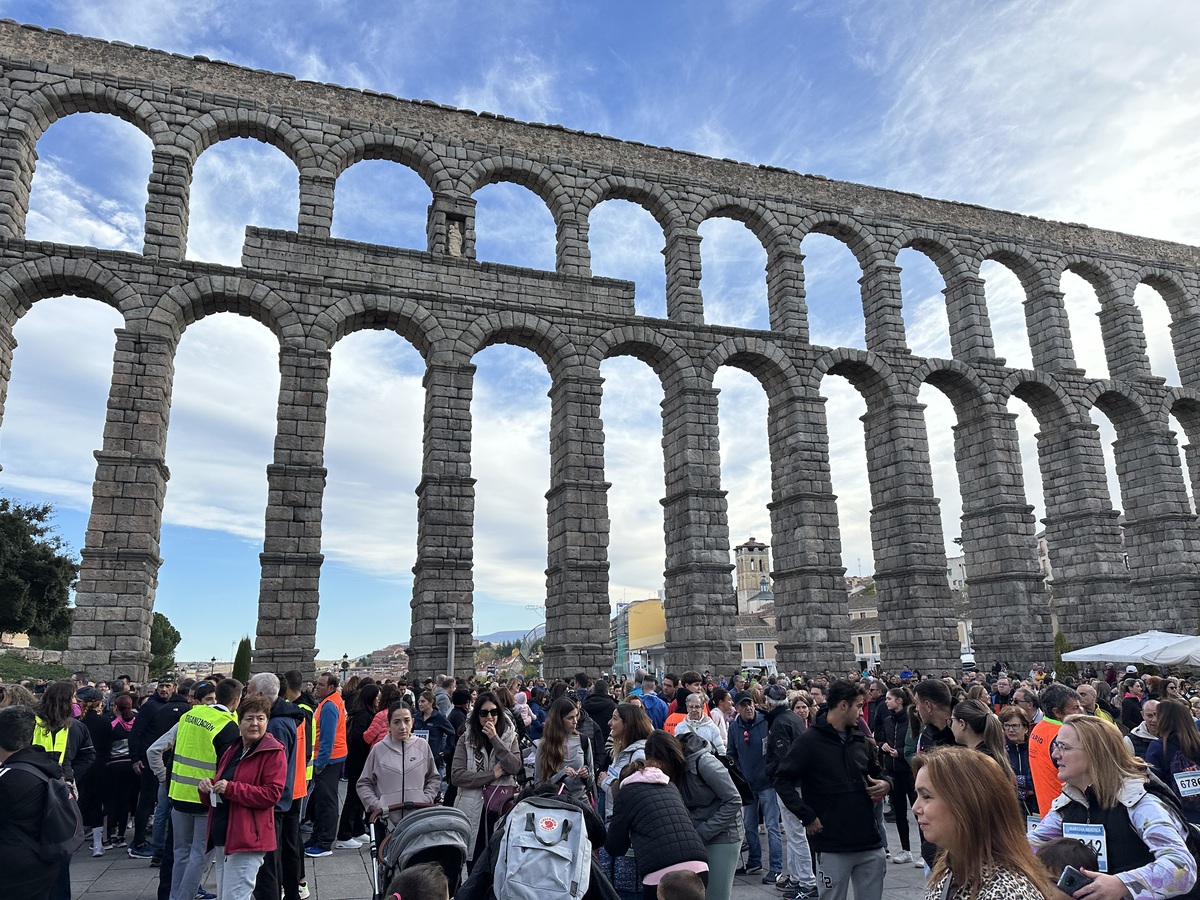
left=474, top=630, right=529, bottom=644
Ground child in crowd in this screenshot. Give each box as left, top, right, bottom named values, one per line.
left=387, top=862, right=450, bottom=900
left=1035, top=838, right=1099, bottom=900
left=656, top=871, right=706, bottom=900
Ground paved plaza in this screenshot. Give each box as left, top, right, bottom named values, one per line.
left=70, top=808, right=930, bottom=900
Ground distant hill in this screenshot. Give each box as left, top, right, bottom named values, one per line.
left=475, top=630, right=529, bottom=644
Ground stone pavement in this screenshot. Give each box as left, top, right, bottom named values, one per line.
left=69, top=816, right=930, bottom=900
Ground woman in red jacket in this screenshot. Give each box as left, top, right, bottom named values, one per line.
left=200, top=696, right=287, bottom=900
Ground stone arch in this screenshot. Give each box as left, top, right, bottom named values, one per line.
left=796, top=213, right=887, bottom=273
left=588, top=325, right=700, bottom=392
left=810, top=346, right=902, bottom=408
left=9, top=78, right=169, bottom=146
left=4, top=82, right=168, bottom=237
left=703, top=336, right=800, bottom=400
left=1054, top=255, right=1124, bottom=305
left=577, top=174, right=684, bottom=236
left=974, top=241, right=1053, bottom=297
left=178, top=107, right=317, bottom=171
left=458, top=310, right=583, bottom=381
left=691, top=194, right=789, bottom=253
left=0, top=257, right=144, bottom=325
left=1001, top=370, right=1082, bottom=427
left=1079, top=379, right=1159, bottom=434
left=910, top=357, right=997, bottom=413
left=459, top=156, right=575, bottom=228
left=1133, top=265, right=1193, bottom=321
left=887, top=228, right=971, bottom=285
left=1168, top=389, right=1200, bottom=438
left=311, top=294, right=443, bottom=359
left=323, top=131, right=452, bottom=196
left=150, top=276, right=302, bottom=346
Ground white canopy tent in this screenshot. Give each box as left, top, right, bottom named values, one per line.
left=1142, top=636, right=1200, bottom=668
left=1060, top=630, right=1195, bottom=665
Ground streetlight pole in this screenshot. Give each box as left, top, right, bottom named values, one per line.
left=210, top=656, right=216, bottom=675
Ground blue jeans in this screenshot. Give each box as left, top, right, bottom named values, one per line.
left=743, top=787, right=783, bottom=874
left=151, top=781, right=171, bottom=852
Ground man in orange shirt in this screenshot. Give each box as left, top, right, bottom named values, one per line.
left=1028, top=684, right=1083, bottom=816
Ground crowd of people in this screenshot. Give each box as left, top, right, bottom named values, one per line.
left=0, top=659, right=1199, bottom=900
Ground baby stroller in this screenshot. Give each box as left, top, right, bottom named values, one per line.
left=372, top=804, right=473, bottom=900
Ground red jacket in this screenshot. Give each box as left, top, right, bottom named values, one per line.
left=204, top=732, right=287, bottom=854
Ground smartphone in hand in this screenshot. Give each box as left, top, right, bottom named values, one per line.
left=1056, top=866, right=1094, bottom=896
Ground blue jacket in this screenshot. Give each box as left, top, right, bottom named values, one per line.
left=266, top=697, right=303, bottom=811
left=315, top=699, right=345, bottom=770
left=641, top=692, right=669, bottom=729
left=727, top=710, right=771, bottom=792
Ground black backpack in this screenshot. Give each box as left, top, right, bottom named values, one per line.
left=3, top=762, right=85, bottom=862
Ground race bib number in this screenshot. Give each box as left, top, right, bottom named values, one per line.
left=1175, top=771, right=1200, bottom=798
left=1026, top=815, right=1040, bottom=836
left=1063, top=822, right=1107, bottom=873
left=413, top=729, right=429, bottom=742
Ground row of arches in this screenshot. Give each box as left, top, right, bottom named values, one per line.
left=5, top=87, right=1199, bottom=391
left=4, top=258, right=1198, bottom=674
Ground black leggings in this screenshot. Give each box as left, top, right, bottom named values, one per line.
left=888, top=768, right=917, bottom=851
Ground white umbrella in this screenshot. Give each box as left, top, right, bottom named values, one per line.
left=1060, top=630, right=1194, bottom=665
left=1142, top=635, right=1200, bottom=668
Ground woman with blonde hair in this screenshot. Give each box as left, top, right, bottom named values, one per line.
left=1031, top=715, right=1196, bottom=899
left=913, top=746, right=1052, bottom=900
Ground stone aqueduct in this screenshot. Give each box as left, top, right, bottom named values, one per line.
left=1, top=22, right=1199, bottom=681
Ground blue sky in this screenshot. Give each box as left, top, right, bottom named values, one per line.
left=1, top=1, right=1198, bottom=662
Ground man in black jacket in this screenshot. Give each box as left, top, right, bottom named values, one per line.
left=129, top=677, right=192, bottom=860
left=0, top=705, right=65, bottom=900
left=775, top=680, right=890, bottom=900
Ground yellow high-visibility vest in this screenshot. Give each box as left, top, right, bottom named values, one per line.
left=32, top=719, right=68, bottom=762
left=167, top=705, right=237, bottom=804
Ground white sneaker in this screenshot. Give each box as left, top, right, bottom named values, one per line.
left=333, top=838, right=362, bottom=850
left=92, top=845, right=104, bottom=858
left=298, top=884, right=310, bottom=900
left=355, top=832, right=371, bottom=843
left=891, top=851, right=911, bottom=864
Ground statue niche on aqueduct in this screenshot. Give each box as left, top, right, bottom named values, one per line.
left=0, top=21, right=1198, bottom=681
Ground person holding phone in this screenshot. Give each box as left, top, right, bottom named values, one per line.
left=450, top=691, right=522, bottom=865
left=534, top=696, right=594, bottom=805
left=1030, top=715, right=1196, bottom=900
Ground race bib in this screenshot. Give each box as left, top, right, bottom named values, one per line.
left=1063, top=822, right=1107, bottom=873
left=1026, top=815, right=1040, bottom=836
left=1175, top=770, right=1200, bottom=798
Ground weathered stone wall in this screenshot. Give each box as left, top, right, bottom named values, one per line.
left=0, top=21, right=1198, bottom=679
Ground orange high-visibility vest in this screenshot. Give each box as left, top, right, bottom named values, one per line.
left=314, top=690, right=348, bottom=763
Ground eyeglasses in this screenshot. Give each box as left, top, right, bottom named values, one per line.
left=1051, top=741, right=1078, bottom=755
left=1001, top=722, right=1025, bottom=730
left=478, top=708, right=500, bottom=717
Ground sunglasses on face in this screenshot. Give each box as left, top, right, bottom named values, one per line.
left=478, top=708, right=500, bottom=717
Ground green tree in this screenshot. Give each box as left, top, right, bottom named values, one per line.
left=149, top=611, right=182, bottom=680
left=1053, top=631, right=1078, bottom=678
left=0, top=497, right=79, bottom=643
left=232, top=635, right=252, bottom=683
